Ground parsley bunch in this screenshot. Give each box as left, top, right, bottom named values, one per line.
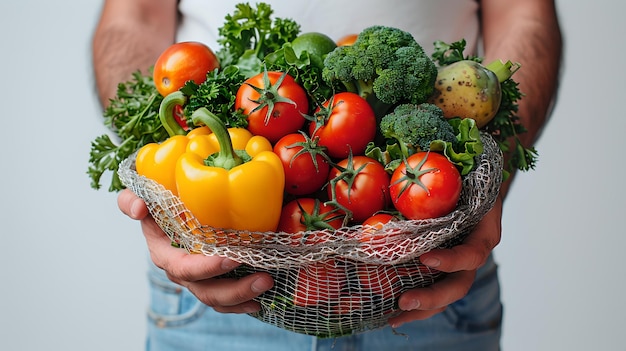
left=88, top=71, right=166, bottom=191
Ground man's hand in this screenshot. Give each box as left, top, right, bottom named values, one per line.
left=117, top=189, right=274, bottom=314
left=388, top=196, right=503, bottom=328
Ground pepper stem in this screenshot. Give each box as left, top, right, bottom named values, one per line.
left=485, top=59, right=521, bottom=83
left=159, top=91, right=188, bottom=137
left=190, top=108, right=243, bottom=170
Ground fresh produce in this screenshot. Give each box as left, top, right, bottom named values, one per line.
left=429, top=117, right=484, bottom=176
left=180, top=65, right=248, bottom=129
left=216, top=2, right=300, bottom=78
left=336, top=34, right=357, bottom=47
left=264, top=33, right=335, bottom=108
left=308, top=92, right=377, bottom=159
left=366, top=104, right=483, bottom=176
left=153, top=41, right=220, bottom=97
left=89, top=3, right=528, bottom=231
left=378, top=103, right=456, bottom=164
left=357, top=213, right=401, bottom=257
left=175, top=107, right=284, bottom=232
left=429, top=59, right=517, bottom=128
left=235, top=70, right=309, bottom=143
left=430, top=39, right=531, bottom=177
left=380, top=103, right=456, bottom=152
left=356, top=263, right=402, bottom=298
left=293, top=260, right=346, bottom=307
left=327, top=155, right=391, bottom=224
left=87, top=2, right=532, bottom=339
left=134, top=124, right=212, bottom=196
left=389, top=151, right=462, bottom=220
left=322, top=25, right=438, bottom=118
left=88, top=71, right=165, bottom=192
left=135, top=135, right=190, bottom=196
left=361, top=213, right=396, bottom=229
left=273, top=132, right=331, bottom=196
left=277, top=198, right=345, bottom=239
left=290, top=32, right=337, bottom=66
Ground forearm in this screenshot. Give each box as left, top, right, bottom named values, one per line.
left=92, top=0, right=179, bottom=107
left=480, top=0, right=563, bottom=197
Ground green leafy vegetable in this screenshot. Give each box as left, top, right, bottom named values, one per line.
left=216, top=2, right=301, bottom=78
left=87, top=70, right=165, bottom=191
left=430, top=118, right=484, bottom=176
left=180, top=65, right=249, bottom=128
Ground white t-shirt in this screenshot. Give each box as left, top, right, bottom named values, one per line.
left=176, top=0, right=480, bottom=55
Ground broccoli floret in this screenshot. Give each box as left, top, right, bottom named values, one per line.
left=380, top=103, right=457, bottom=156
left=322, top=26, right=438, bottom=117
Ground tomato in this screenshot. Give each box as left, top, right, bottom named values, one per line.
left=356, top=263, right=402, bottom=298
left=273, top=133, right=330, bottom=195
left=309, top=92, right=376, bottom=159
left=331, top=295, right=367, bottom=315
left=277, top=198, right=345, bottom=245
left=293, top=259, right=346, bottom=307
left=389, top=152, right=462, bottom=220
left=153, top=41, right=220, bottom=97
left=361, top=213, right=395, bottom=229
left=358, top=213, right=402, bottom=259
left=173, top=104, right=190, bottom=131
left=327, top=156, right=390, bottom=224
left=336, top=33, right=358, bottom=47
left=235, top=71, right=308, bottom=144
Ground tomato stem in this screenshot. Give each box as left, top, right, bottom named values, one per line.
left=391, top=152, right=438, bottom=198
left=247, top=69, right=297, bottom=125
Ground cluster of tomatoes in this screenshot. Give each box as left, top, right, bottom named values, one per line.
left=151, top=39, right=463, bottom=237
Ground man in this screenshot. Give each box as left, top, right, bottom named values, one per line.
left=92, top=1, right=562, bottom=349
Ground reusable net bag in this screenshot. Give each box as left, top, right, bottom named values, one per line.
left=118, top=132, right=503, bottom=338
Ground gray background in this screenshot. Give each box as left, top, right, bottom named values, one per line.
left=1, top=1, right=623, bottom=350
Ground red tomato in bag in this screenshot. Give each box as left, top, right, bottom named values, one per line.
left=309, top=92, right=376, bottom=159
left=153, top=41, right=219, bottom=97
left=293, top=259, right=346, bottom=307
left=235, top=71, right=308, bottom=143
left=389, top=152, right=462, bottom=220
left=273, top=133, right=330, bottom=195
left=327, top=156, right=390, bottom=223
left=277, top=198, right=345, bottom=244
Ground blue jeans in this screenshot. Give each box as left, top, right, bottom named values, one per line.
left=146, top=255, right=502, bottom=351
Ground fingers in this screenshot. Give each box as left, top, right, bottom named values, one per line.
left=141, top=218, right=241, bottom=282
left=118, top=189, right=274, bottom=314
left=388, top=197, right=503, bottom=327
left=117, top=188, right=149, bottom=219
left=419, top=196, right=503, bottom=272
left=137, top=206, right=274, bottom=313
left=389, top=269, right=476, bottom=328
left=185, top=272, right=275, bottom=314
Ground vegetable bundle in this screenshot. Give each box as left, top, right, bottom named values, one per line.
left=89, top=2, right=529, bottom=338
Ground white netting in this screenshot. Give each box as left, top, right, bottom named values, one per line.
left=118, top=132, right=502, bottom=338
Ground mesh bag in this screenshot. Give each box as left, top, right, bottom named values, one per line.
left=118, top=132, right=503, bottom=338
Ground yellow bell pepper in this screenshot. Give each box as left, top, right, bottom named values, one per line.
left=176, top=107, right=285, bottom=232
left=135, top=92, right=210, bottom=195
left=136, top=135, right=189, bottom=195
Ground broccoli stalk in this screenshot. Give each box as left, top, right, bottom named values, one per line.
left=322, top=26, right=438, bottom=118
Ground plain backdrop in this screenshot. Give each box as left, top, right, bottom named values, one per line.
left=1, top=1, right=624, bottom=350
